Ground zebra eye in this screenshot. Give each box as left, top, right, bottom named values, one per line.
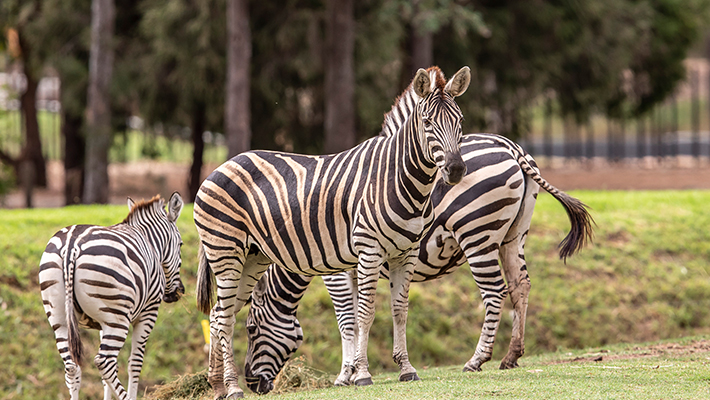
left=423, top=118, right=431, bottom=127
left=246, top=324, right=257, bottom=335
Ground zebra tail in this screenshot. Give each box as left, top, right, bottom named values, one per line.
left=511, top=145, right=595, bottom=262
left=196, top=243, right=215, bottom=315
left=64, top=252, right=84, bottom=366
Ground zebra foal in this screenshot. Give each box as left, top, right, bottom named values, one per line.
left=39, top=193, right=184, bottom=400
left=195, top=66, right=470, bottom=398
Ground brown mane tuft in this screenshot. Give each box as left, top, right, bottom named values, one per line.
left=379, top=66, right=450, bottom=136
left=426, top=66, right=447, bottom=91
left=123, top=195, right=163, bottom=223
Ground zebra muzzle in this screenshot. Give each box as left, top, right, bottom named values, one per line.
left=442, top=152, right=466, bottom=185
left=163, top=280, right=185, bottom=303
left=245, top=373, right=274, bottom=394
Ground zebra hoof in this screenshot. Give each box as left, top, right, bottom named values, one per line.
left=399, top=372, right=420, bottom=382
left=226, top=391, right=244, bottom=399
left=334, top=378, right=351, bottom=386
left=354, top=377, right=373, bottom=386
left=463, top=364, right=482, bottom=372
left=499, top=360, right=519, bottom=370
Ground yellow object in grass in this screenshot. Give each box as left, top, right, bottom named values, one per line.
left=201, top=319, right=210, bottom=344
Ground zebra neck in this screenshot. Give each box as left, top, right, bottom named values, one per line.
left=393, top=114, right=438, bottom=207
left=380, top=87, right=417, bottom=138
left=124, top=210, right=167, bottom=256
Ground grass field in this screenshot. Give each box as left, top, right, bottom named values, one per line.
left=2, top=190, right=710, bottom=399
left=152, top=336, right=710, bottom=399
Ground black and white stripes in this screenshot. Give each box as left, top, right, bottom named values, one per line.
left=39, top=193, right=184, bottom=400
left=194, top=66, right=471, bottom=397
left=242, top=133, right=594, bottom=391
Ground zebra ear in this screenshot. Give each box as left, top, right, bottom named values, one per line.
left=167, top=192, right=184, bottom=223
left=127, top=197, right=135, bottom=211
left=253, top=273, right=268, bottom=299
left=445, top=66, right=471, bottom=98
left=412, top=68, right=431, bottom=98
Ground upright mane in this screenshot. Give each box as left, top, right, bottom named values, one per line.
left=123, top=195, right=164, bottom=224
left=379, top=66, right=447, bottom=138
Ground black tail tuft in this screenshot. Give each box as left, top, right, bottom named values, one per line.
left=196, top=243, right=215, bottom=315
left=552, top=191, right=595, bottom=262
left=65, top=274, right=84, bottom=366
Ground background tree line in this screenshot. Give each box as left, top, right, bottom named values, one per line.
left=0, top=0, right=708, bottom=205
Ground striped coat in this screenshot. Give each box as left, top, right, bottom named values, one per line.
left=242, top=134, right=594, bottom=392
left=194, top=66, right=471, bottom=397
left=39, top=193, right=184, bottom=400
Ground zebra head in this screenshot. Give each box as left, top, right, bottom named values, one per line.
left=412, top=66, right=470, bottom=185
left=244, top=274, right=304, bottom=394
left=161, top=192, right=185, bottom=303
left=128, top=192, right=185, bottom=303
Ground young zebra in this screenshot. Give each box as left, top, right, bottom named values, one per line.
left=194, top=66, right=471, bottom=398
left=242, top=133, right=594, bottom=393
left=39, top=193, right=185, bottom=400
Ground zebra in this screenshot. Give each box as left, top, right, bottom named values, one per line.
left=194, top=66, right=471, bottom=398
left=39, top=193, right=185, bottom=400
left=242, top=133, right=594, bottom=393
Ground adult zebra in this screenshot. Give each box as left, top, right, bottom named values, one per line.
left=242, top=133, right=594, bottom=393
left=194, top=66, right=470, bottom=398
left=39, top=193, right=185, bottom=400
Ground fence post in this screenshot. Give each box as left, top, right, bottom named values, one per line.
left=671, top=95, right=678, bottom=158
left=636, top=116, right=645, bottom=159
left=607, top=119, right=614, bottom=162
left=692, top=68, right=700, bottom=159
left=585, top=122, right=594, bottom=160
left=543, top=97, right=552, bottom=159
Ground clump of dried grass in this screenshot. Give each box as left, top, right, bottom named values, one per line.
left=146, top=370, right=211, bottom=400
left=272, top=355, right=333, bottom=394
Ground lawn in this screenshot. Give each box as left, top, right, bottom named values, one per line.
left=2, top=190, right=710, bottom=399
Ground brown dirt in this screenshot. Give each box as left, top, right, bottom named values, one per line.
left=4, top=157, right=710, bottom=209
left=548, top=339, right=710, bottom=365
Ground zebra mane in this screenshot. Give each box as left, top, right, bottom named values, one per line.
left=379, top=66, right=447, bottom=138
left=123, top=195, right=164, bottom=224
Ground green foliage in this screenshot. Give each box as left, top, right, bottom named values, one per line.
left=0, top=163, right=15, bottom=200
left=137, top=0, right=226, bottom=135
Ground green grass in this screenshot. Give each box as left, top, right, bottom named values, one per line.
left=2, top=191, right=710, bottom=399
left=154, top=336, right=710, bottom=399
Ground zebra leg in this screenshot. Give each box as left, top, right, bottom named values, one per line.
left=212, top=252, right=271, bottom=399
left=213, top=275, right=244, bottom=399
left=40, top=265, right=82, bottom=400
left=351, top=258, right=383, bottom=386
left=462, top=248, right=507, bottom=372
left=126, top=309, right=158, bottom=399
left=209, top=307, right=228, bottom=399
left=389, top=257, right=419, bottom=382
left=498, top=187, right=535, bottom=370
left=498, top=238, right=530, bottom=369
left=95, top=325, right=131, bottom=400
left=323, top=271, right=359, bottom=386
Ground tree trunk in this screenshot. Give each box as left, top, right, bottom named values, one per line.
left=410, top=24, right=433, bottom=74
left=323, top=0, right=356, bottom=154
left=63, top=112, right=85, bottom=205
left=17, top=34, right=47, bottom=190
left=188, top=103, right=206, bottom=203
left=225, top=0, right=252, bottom=159
left=401, top=2, right=433, bottom=90
left=83, top=0, right=115, bottom=204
